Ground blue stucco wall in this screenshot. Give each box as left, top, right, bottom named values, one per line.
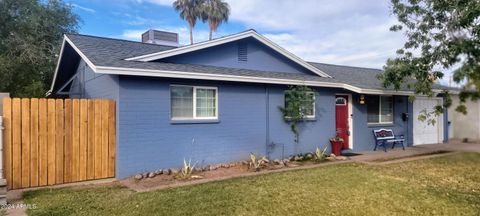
left=116, top=76, right=345, bottom=178
left=117, top=77, right=268, bottom=178
left=267, top=87, right=336, bottom=159
left=350, top=94, right=414, bottom=151
left=160, top=38, right=315, bottom=75
left=114, top=75, right=415, bottom=178
left=68, top=59, right=119, bottom=100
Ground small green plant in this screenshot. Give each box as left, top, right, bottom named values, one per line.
left=181, top=158, right=197, bottom=179
left=314, top=144, right=328, bottom=162
left=249, top=153, right=267, bottom=171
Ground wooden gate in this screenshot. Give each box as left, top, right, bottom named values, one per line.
left=2, top=98, right=116, bottom=189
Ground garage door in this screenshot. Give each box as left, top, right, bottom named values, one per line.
left=413, top=97, right=444, bottom=145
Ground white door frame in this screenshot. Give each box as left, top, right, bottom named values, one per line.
left=413, top=97, right=444, bottom=145
left=335, top=94, right=353, bottom=149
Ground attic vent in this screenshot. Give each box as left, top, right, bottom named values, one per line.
left=237, top=42, right=248, bottom=62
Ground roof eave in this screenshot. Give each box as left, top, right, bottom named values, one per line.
left=95, top=65, right=414, bottom=95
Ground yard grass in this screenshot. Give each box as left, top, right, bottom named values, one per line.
left=23, top=152, right=480, bottom=216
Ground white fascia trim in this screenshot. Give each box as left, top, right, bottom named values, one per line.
left=95, top=66, right=413, bottom=95
left=124, top=30, right=332, bottom=78
left=65, top=36, right=97, bottom=70
left=47, top=37, right=67, bottom=96
left=47, top=35, right=97, bottom=96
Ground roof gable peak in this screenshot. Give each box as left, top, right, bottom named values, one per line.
left=125, top=30, right=332, bottom=78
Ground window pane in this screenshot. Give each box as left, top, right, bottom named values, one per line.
left=336, top=97, right=346, bottom=105
left=367, top=96, right=379, bottom=123
left=302, top=93, right=315, bottom=117
left=171, top=86, right=193, bottom=119
left=380, top=96, right=393, bottom=123
left=196, top=88, right=216, bottom=118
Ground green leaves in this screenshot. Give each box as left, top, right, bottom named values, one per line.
left=382, top=0, right=480, bottom=114
left=202, top=0, right=230, bottom=40
left=173, top=0, right=230, bottom=42
left=278, top=85, right=316, bottom=145
left=0, top=0, right=79, bottom=97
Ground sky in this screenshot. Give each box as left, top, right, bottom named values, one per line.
left=65, top=0, right=453, bottom=84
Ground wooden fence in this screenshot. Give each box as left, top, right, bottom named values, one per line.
left=2, top=98, right=116, bottom=189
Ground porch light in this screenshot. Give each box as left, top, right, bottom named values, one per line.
left=359, top=95, right=365, bottom=105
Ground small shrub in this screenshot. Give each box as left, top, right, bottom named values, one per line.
left=180, top=158, right=197, bottom=179
left=249, top=153, right=267, bottom=171
left=314, top=144, right=328, bottom=162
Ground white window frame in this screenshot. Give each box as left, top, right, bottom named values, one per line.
left=170, top=85, right=218, bottom=120
left=304, top=92, right=316, bottom=119
left=368, top=95, right=393, bottom=124
left=284, top=91, right=316, bottom=119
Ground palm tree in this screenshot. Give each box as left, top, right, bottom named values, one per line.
left=173, top=0, right=203, bottom=45
left=202, top=0, right=230, bottom=40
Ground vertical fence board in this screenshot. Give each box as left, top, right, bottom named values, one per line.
left=3, top=98, right=12, bottom=189
left=30, top=99, right=39, bottom=187
left=11, top=99, right=21, bottom=189
left=47, top=99, right=56, bottom=185
left=71, top=99, right=80, bottom=182
left=101, top=101, right=109, bottom=178
left=21, top=99, right=31, bottom=188
left=94, top=100, right=102, bottom=179
left=108, top=101, right=116, bottom=177
left=4, top=98, right=115, bottom=189
left=63, top=100, right=72, bottom=183
left=55, top=100, right=64, bottom=184
left=79, top=99, right=88, bottom=181
left=86, top=100, right=95, bottom=180
left=38, top=99, right=48, bottom=186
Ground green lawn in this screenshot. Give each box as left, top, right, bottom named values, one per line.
left=23, top=153, right=480, bottom=216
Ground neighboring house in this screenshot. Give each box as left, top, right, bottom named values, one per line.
left=448, top=94, right=480, bottom=142
left=48, top=29, right=449, bottom=178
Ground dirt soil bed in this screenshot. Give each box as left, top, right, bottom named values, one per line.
left=120, top=160, right=338, bottom=192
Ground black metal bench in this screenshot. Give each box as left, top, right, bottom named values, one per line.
left=373, top=128, right=405, bottom=152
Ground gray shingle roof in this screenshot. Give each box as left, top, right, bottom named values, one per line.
left=67, top=33, right=451, bottom=93
left=308, top=62, right=388, bottom=90
left=66, top=33, right=338, bottom=84
left=66, top=33, right=176, bottom=65
left=309, top=62, right=458, bottom=92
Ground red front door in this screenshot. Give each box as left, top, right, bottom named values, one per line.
left=335, top=96, right=349, bottom=149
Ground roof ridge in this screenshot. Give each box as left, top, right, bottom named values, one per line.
left=66, top=29, right=258, bottom=49
left=65, top=33, right=179, bottom=48
left=309, top=61, right=383, bottom=72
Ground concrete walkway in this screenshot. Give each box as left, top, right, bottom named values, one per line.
left=349, top=140, right=480, bottom=163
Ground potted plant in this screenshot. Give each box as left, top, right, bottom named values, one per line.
left=329, top=135, right=344, bottom=156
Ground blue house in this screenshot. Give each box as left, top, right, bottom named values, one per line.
left=48, top=29, right=449, bottom=178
